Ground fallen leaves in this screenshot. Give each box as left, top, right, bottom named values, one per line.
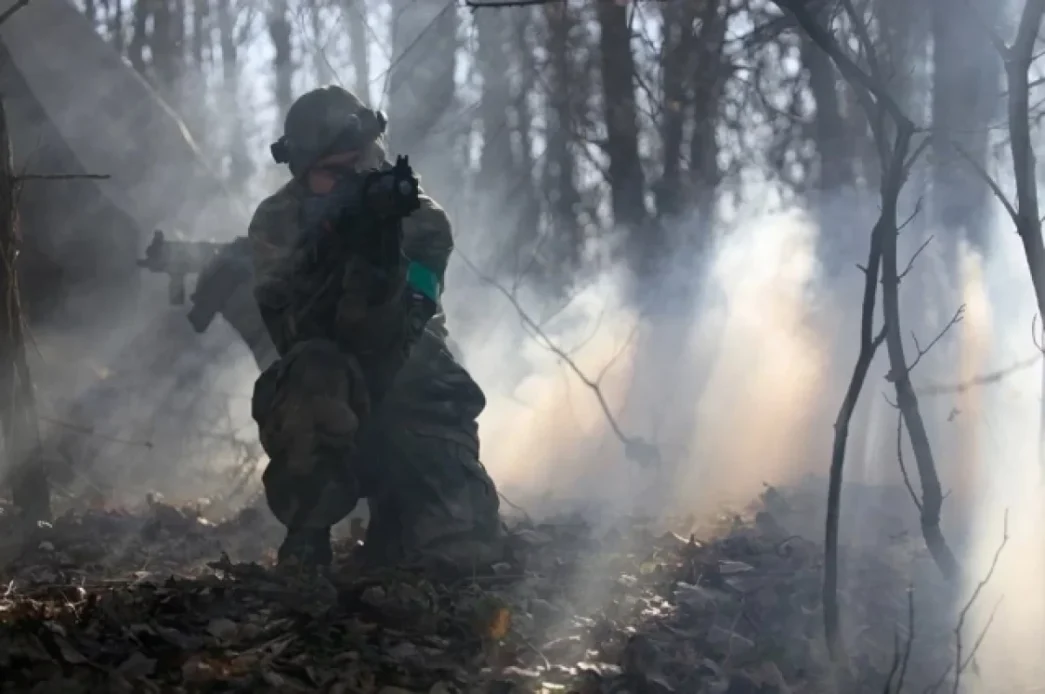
left=0, top=481, right=962, bottom=693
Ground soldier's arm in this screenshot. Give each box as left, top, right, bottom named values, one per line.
left=401, top=192, right=452, bottom=305
left=247, top=191, right=301, bottom=354
left=339, top=190, right=452, bottom=401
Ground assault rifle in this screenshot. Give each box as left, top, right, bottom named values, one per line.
left=137, top=230, right=254, bottom=334
left=297, top=155, right=421, bottom=266
left=290, top=155, right=424, bottom=324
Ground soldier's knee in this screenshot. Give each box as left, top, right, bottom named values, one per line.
left=282, top=339, right=370, bottom=413
left=253, top=339, right=371, bottom=460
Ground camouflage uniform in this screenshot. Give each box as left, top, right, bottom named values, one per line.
left=248, top=86, right=502, bottom=570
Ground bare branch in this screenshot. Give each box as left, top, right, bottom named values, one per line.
left=949, top=140, right=1019, bottom=226
left=772, top=0, right=912, bottom=129
left=947, top=511, right=1009, bottom=694
left=15, top=173, right=111, bottom=182
left=916, top=353, right=1041, bottom=396
left=883, top=586, right=916, bottom=693
left=456, top=250, right=659, bottom=466
left=0, top=0, right=32, bottom=27
left=893, top=305, right=965, bottom=377
left=897, top=235, right=933, bottom=282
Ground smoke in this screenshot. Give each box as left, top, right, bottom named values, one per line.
left=956, top=211, right=1045, bottom=691
left=10, top=4, right=1045, bottom=688
left=459, top=204, right=833, bottom=521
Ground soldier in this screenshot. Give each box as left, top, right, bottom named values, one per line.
left=248, top=85, right=503, bottom=571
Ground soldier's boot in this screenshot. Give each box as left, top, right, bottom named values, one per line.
left=362, top=435, right=505, bottom=577
left=277, top=526, right=334, bottom=568
left=264, top=454, right=361, bottom=569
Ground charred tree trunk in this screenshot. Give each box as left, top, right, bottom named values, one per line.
left=542, top=2, right=582, bottom=281
left=268, top=0, right=293, bottom=122
left=343, top=0, right=370, bottom=104
left=655, top=0, right=694, bottom=222
left=0, top=101, right=50, bottom=524
left=595, top=0, right=647, bottom=257
left=688, top=1, right=725, bottom=251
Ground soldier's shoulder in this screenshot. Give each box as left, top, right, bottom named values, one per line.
left=249, top=180, right=302, bottom=238
left=407, top=190, right=452, bottom=241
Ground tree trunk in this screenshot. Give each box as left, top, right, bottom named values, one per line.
left=268, top=0, right=293, bottom=122
left=687, top=0, right=725, bottom=249
left=191, top=0, right=206, bottom=67
left=218, top=0, right=251, bottom=189
left=308, top=0, right=333, bottom=85
left=595, top=0, right=647, bottom=243
left=107, top=0, right=125, bottom=55
left=541, top=1, right=582, bottom=281
left=128, top=0, right=149, bottom=78
left=655, top=0, right=694, bottom=222
left=0, top=100, right=50, bottom=524
left=501, top=8, right=542, bottom=280
left=343, top=0, right=370, bottom=104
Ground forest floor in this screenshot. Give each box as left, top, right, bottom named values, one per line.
left=0, top=482, right=957, bottom=694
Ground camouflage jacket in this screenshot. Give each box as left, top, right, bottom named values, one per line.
left=247, top=174, right=481, bottom=420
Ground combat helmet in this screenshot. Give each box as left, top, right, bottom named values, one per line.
left=270, top=85, right=388, bottom=177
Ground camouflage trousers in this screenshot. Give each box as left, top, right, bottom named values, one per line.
left=252, top=337, right=503, bottom=569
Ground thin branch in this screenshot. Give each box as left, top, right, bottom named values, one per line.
left=950, top=140, right=1019, bottom=226
left=898, top=235, right=933, bottom=282
left=950, top=511, right=1009, bottom=694
left=772, top=0, right=911, bottom=128
left=456, top=250, right=659, bottom=466
left=896, top=305, right=965, bottom=377
left=0, top=0, right=33, bottom=27
left=916, top=353, right=1041, bottom=395
left=15, top=173, right=111, bottom=182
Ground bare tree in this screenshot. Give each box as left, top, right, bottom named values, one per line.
left=594, top=0, right=648, bottom=258
left=268, top=0, right=293, bottom=121
left=950, top=0, right=1045, bottom=472
left=773, top=0, right=963, bottom=658
left=127, top=0, right=148, bottom=77
left=0, top=104, right=48, bottom=524
left=341, top=0, right=370, bottom=104
left=217, top=0, right=252, bottom=189
left=653, top=0, right=694, bottom=222
left=541, top=1, right=582, bottom=279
